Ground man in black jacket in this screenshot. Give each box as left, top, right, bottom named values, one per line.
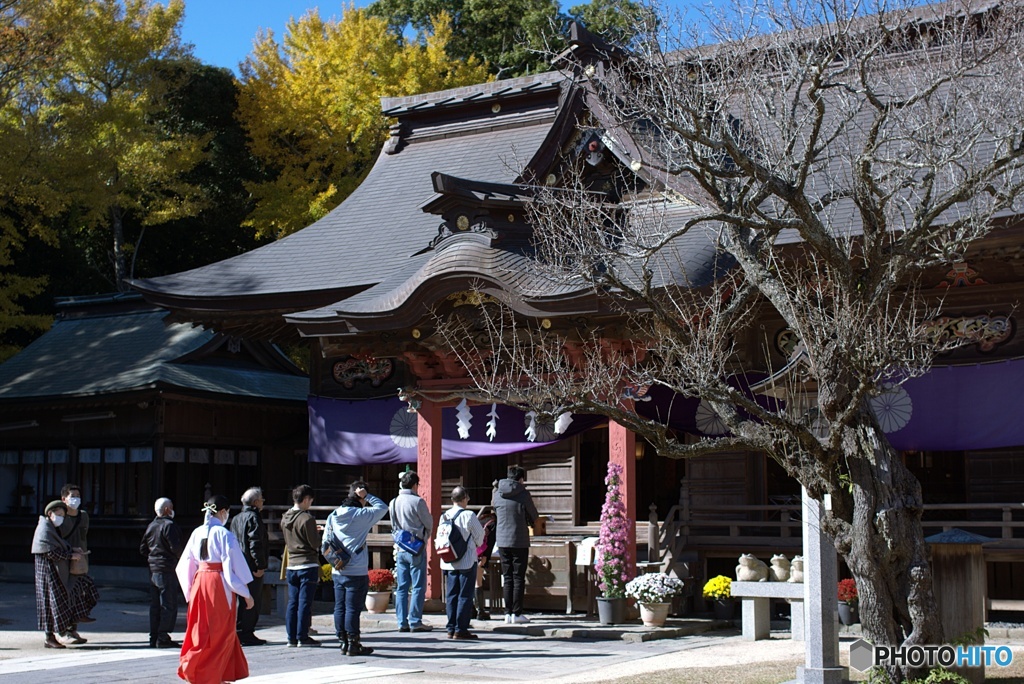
left=139, top=497, right=183, bottom=648
left=492, top=465, right=539, bottom=624
left=230, top=486, right=268, bottom=646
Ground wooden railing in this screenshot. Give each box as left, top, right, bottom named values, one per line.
left=655, top=501, right=1024, bottom=571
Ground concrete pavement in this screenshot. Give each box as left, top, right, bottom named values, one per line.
left=0, top=579, right=756, bottom=683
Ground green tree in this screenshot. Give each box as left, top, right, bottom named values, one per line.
left=237, top=8, right=490, bottom=239
left=367, top=0, right=652, bottom=77
left=38, top=0, right=208, bottom=292
left=368, top=0, right=562, bottom=76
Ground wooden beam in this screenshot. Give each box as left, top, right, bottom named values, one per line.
left=417, top=400, right=443, bottom=600
left=609, top=409, right=637, bottom=578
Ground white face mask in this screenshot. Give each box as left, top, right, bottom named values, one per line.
left=66, top=497, right=81, bottom=510
left=51, top=514, right=65, bottom=527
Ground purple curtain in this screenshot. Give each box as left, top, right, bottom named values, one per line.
left=308, top=396, right=603, bottom=465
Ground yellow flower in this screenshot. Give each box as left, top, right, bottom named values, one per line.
left=319, top=563, right=333, bottom=583
left=703, top=575, right=732, bottom=599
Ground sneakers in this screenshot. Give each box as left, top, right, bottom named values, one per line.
left=298, top=636, right=321, bottom=647
left=398, top=625, right=411, bottom=632
left=287, top=641, right=298, bottom=647
left=155, top=639, right=180, bottom=649
left=512, top=615, right=531, bottom=624
left=411, top=624, right=433, bottom=632
left=238, top=634, right=267, bottom=646
left=504, top=614, right=512, bottom=624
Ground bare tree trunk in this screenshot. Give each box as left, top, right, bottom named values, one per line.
left=838, top=412, right=942, bottom=680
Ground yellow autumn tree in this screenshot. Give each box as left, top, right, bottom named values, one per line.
left=39, top=0, right=209, bottom=292
left=238, top=7, right=490, bottom=239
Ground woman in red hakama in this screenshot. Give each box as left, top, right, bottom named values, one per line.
left=176, top=495, right=254, bottom=684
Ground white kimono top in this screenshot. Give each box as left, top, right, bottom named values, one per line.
left=176, top=516, right=253, bottom=604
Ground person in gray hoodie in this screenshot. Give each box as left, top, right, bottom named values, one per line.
left=328, top=484, right=387, bottom=656
left=280, top=484, right=322, bottom=647
left=389, top=470, right=434, bottom=632
left=492, top=465, right=539, bottom=624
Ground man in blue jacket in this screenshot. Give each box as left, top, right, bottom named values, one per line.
left=329, top=482, right=387, bottom=656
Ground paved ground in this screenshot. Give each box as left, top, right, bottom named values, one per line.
left=1, top=580, right=1022, bottom=683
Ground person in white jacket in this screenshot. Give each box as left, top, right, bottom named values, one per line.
left=439, top=486, right=485, bottom=639
left=176, top=494, right=253, bottom=684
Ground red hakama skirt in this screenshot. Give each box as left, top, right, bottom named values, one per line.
left=178, top=562, right=249, bottom=684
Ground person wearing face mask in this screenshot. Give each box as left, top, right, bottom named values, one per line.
left=140, top=497, right=184, bottom=648
left=176, top=494, right=254, bottom=684
left=31, top=500, right=84, bottom=649
left=57, top=483, right=98, bottom=644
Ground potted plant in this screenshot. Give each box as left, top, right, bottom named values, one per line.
left=594, top=462, right=630, bottom=625
left=316, top=563, right=334, bottom=602
left=366, top=568, right=395, bottom=613
left=626, top=573, right=686, bottom=626
left=837, top=578, right=859, bottom=625
left=703, top=575, right=735, bottom=620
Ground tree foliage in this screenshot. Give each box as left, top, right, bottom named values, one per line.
left=429, top=1, right=1024, bottom=678
left=0, top=0, right=80, bottom=360
left=237, top=8, right=490, bottom=239
left=368, top=0, right=652, bottom=76
left=36, top=0, right=209, bottom=291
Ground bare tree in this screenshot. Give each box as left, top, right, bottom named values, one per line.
left=425, top=0, right=1024, bottom=678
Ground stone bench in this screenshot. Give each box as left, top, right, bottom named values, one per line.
left=263, top=574, right=287, bottom=618
left=730, top=581, right=804, bottom=641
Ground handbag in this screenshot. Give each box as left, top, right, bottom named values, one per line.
left=392, top=529, right=424, bottom=555
left=323, top=538, right=352, bottom=571
left=321, top=511, right=353, bottom=571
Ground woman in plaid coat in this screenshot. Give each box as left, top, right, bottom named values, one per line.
left=31, top=500, right=84, bottom=649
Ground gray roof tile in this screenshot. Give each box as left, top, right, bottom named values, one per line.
left=0, top=310, right=308, bottom=401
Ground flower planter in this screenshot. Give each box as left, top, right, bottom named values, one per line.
left=596, top=596, right=627, bottom=625
left=838, top=600, right=859, bottom=626
left=713, top=598, right=736, bottom=620
left=315, top=582, right=334, bottom=603
left=639, top=602, right=671, bottom=627
left=365, top=590, right=391, bottom=614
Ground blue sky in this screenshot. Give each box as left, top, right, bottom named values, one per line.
left=176, top=0, right=697, bottom=74
left=178, top=1, right=355, bottom=73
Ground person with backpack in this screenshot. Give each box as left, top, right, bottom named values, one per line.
left=325, top=483, right=387, bottom=656
left=492, top=465, right=539, bottom=624
left=436, top=486, right=484, bottom=640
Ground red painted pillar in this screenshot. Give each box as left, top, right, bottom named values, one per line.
left=608, top=417, right=637, bottom=577
left=417, top=400, right=443, bottom=600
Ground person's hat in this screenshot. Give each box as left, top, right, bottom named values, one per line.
left=44, top=500, right=68, bottom=515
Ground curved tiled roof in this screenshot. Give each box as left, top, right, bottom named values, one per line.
left=132, top=96, right=559, bottom=304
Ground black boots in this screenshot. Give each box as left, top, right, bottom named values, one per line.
left=475, top=588, right=490, bottom=620
left=346, top=636, right=373, bottom=656
left=339, top=632, right=349, bottom=654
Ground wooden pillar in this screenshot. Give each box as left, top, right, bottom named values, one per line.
left=417, top=400, right=443, bottom=600
left=608, top=417, right=637, bottom=576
